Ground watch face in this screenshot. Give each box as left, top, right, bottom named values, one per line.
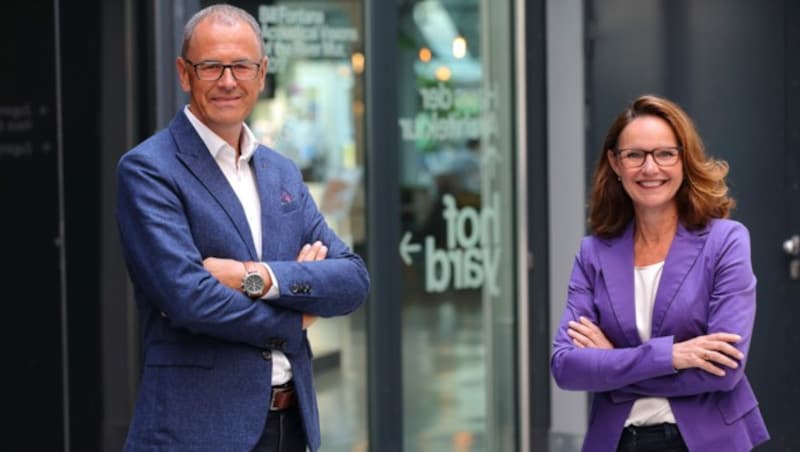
left=243, top=273, right=265, bottom=295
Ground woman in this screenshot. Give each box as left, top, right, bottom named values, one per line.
left=551, top=95, right=769, bottom=451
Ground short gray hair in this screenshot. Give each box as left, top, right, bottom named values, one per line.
left=181, top=4, right=264, bottom=58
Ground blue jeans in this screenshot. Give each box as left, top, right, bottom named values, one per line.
left=616, top=423, right=688, bottom=452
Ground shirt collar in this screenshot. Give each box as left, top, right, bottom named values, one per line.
left=183, top=105, right=258, bottom=162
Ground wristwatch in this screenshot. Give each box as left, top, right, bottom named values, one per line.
left=241, top=261, right=266, bottom=298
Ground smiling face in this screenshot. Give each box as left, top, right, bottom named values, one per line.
left=607, top=115, right=683, bottom=216
left=177, top=17, right=267, bottom=144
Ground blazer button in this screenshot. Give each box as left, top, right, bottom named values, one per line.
left=261, top=350, right=272, bottom=361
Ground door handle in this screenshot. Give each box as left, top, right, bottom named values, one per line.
left=784, top=235, right=800, bottom=280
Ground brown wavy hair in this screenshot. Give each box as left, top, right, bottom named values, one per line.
left=588, top=95, right=735, bottom=238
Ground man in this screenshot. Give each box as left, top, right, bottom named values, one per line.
left=116, top=5, right=369, bottom=451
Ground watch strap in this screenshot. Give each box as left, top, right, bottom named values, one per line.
left=243, top=261, right=258, bottom=275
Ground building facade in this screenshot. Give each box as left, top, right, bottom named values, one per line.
left=3, top=1, right=798, bottom=451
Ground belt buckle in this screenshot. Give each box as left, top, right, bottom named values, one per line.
left=270, top=383, right=295, bottom=411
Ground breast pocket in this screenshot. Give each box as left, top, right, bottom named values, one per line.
left=280, top=199, right=300, bottom=214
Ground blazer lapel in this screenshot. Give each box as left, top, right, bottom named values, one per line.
left=251, top=148, right=283, bottom=260
left=596, top=223, right=641, bottom=347
left=651, top=223, right=707, bottom=336
left=169, top=112, right=257, bottom=259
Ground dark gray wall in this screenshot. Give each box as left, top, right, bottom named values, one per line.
left=1, top=1, right=113, bottom=450
left=1, top=2, right=65, bottom=448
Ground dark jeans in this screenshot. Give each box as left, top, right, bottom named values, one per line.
left=253, top=404, right=307, bottom=452
left=616, top=423, right=689, bottom=452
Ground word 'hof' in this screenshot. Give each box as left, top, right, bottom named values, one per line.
left=425, top=193, right=501, bottom=295
left=398, top=83, right=503, bottom=295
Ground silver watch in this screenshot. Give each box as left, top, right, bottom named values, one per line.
left=242, top=261, right=266, bottom=298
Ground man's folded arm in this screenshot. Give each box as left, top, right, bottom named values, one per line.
left=116, top=153, right=304, bottom=350
left=265, top=180, right=369, bottom=317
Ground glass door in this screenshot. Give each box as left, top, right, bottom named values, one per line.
left=395, top=1, right=517, bottom=450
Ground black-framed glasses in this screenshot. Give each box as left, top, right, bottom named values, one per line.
left=183, top=58, right=261, bottom=81
left=614, top=146, right=681, bottom=168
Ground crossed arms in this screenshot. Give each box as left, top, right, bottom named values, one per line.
left=202, top=241, right=331, bottom=329
left=550, top=223, right=756, bottom=399
left=116, top=149, right=369, bottom=352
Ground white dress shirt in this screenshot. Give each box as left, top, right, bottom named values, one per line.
left=184, top=106, right=292, bottom=385
left=625, top=260, right=677, bottom=426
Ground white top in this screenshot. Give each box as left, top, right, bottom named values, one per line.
left=184, top=106, right=291, bottom=385
left=624, top=260, right=677, bottom=426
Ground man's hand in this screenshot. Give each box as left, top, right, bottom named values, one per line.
left=672, top=332, right=743, bottom=376
left=296, top=241, right=327, bottom=330
left=302, top=314, right=318, bottom=330
left=567, top=316, right=614, bottom=349
left=203, top=257, right=273, bottom=295
left=296, top=241, right=328, bottom=262
left=203, top=257, right=253, bottom=290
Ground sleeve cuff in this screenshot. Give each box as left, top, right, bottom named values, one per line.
left=260, top=262, right=280, bottom=299
left=649, top=335, right=677, bottom=375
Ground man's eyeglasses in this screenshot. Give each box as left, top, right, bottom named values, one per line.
left=183, top=59, right=261, bottom=81
left=614, top=147, right=681, bottom=169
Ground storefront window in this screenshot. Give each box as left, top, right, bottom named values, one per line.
left=199, top=1, right=368, bottom=450
left=396, top=1, right=517, bottom=450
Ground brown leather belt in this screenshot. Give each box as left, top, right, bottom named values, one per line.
left=270, top=381, right=296, bottom=411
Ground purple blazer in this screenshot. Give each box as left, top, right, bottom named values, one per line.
left=551, top=219, right=769, bottom=451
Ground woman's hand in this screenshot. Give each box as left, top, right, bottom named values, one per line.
left=568, top=316, right=614, bottom=349
left=672, top=333, right=743, bottom=376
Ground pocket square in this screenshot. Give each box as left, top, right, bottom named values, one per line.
left=280, top=190, right=293, bottom=204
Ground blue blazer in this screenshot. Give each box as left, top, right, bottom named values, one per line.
left=551, top=219, right=768, bottom=451
left=116, top=111, right=369, bottom=451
